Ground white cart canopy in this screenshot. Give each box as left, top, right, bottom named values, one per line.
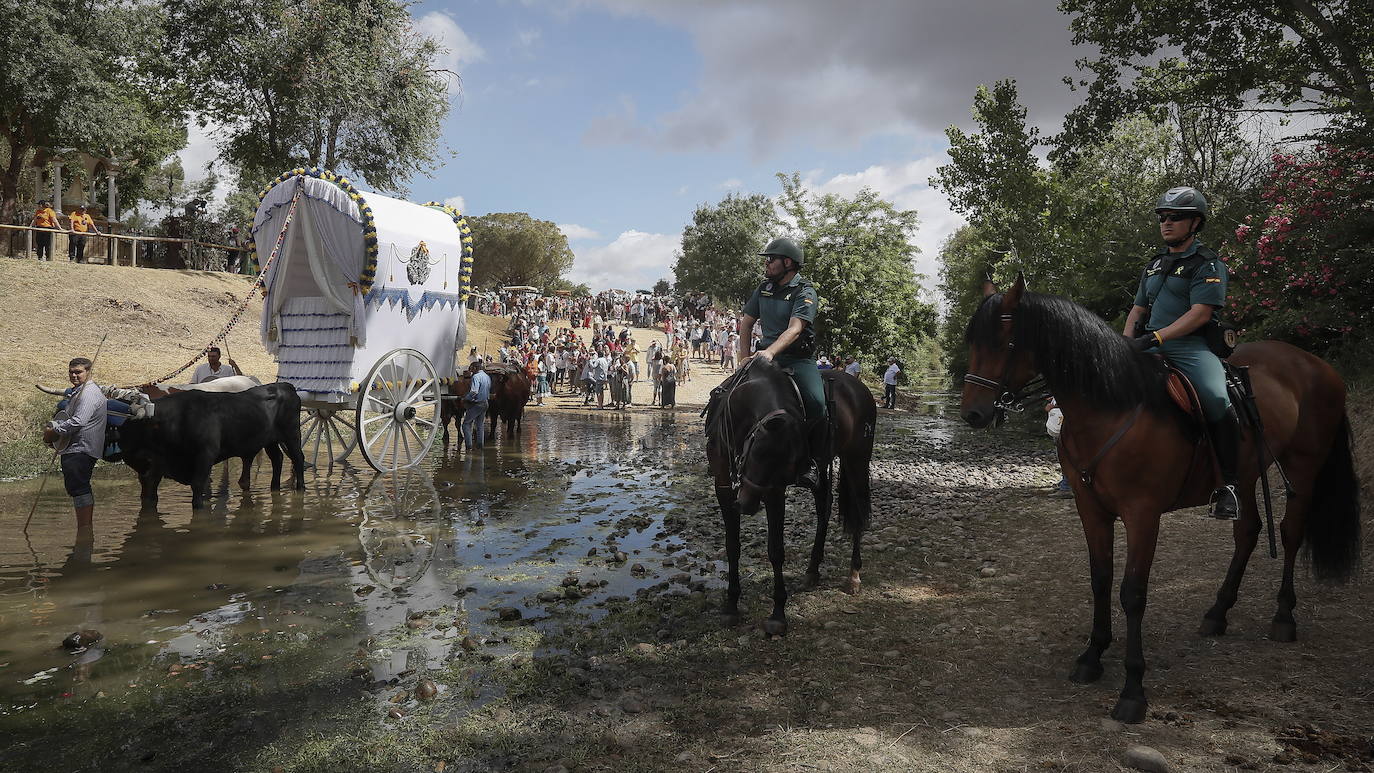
left=252, top=168, right=474, bottom=399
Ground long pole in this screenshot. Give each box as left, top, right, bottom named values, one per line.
left=24, top=332, right=110, bottom=531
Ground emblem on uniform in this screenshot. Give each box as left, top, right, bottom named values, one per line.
left=1205, top=277, right=1221, bottom=283
left=1174, top=265, right=1187, bottom=275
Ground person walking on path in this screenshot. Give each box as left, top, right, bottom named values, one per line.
left=738, top=236, right=826, bottom=489
left=882, top=358, right=900, bottom=409
left=66, top=204, right=101, bottom=263
left=658, top=360, right=677, bottom=408
left=42, top=357, right=106, bottom=533
left=461, top=361, right=491, bottom=450
left=30, top=199, right=60, bottom=261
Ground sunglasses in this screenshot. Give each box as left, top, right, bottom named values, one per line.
left=762, top=255, right=784, bottom=264
left=1158, top=213, right=1195, bottom=223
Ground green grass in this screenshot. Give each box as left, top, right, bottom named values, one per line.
left=0, top=393, right=58, bottom=479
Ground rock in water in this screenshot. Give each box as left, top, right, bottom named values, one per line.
left=1123, top=745, right=1169, bottom=773
left=497, top=607, right=522, bottom=621
left=61, top=630, right=102, bottom=649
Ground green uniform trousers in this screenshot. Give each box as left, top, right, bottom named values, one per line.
left=775, top=355, right=827, bottom=422
left=1156, top=336, right=1230, bottom=422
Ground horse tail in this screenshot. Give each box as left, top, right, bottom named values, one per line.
left=837, top=459, right=870, bottom=537
left=1303, top=414, right=1362, bottom=584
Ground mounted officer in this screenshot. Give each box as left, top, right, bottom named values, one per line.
left=1123, top=186, right=1241, bottom=520
left=738, top=236, right=825, bottom=490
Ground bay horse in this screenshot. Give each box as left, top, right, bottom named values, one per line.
left=961, top=274, right=1361, bottom=723
left=706, top=358, right=877, bottom=636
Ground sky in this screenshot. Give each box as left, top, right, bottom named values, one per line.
left=182, top=0, right=1089, bottom=296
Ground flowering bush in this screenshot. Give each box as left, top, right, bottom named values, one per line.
left=1224, top=144, right=1374, bottom=352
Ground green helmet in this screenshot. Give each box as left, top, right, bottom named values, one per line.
left=1154, top=186, right=1209, bottom=218
left=759, top=236, right=804, bottom=266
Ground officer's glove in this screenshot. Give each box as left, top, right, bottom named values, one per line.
left=1127, top=332, right=1161, bottom=354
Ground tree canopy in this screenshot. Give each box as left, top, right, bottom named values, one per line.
left=165, top=0, right=450, bottom=193
left=674, top=193, right=778, bottom=307
left=467, top=212, right=575, bottom=290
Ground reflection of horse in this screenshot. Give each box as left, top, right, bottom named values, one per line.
left=705, top=359, right=876, bottom=636
left=961, top=275, right=1361, bottom=724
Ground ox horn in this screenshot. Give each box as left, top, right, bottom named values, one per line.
left=35, top=384, right=67, bottom=396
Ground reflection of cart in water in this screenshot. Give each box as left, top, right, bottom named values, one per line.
left=252, top=168, right=474, bottom=472
left=358, top=469, right=443, bottom=594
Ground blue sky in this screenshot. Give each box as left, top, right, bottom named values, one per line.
left=184, top=1, right=1086, bottom=294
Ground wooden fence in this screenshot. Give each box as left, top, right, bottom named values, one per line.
left=0, top=222, right=250, bottom=271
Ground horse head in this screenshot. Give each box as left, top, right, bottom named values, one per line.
left=960, top=272, right=1038, bottom=428
left=734, top=407, right=806, bottom=515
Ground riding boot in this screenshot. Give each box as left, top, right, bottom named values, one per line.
left=1208, top=406, right=1242, bottom=520
left=794, top=418, right=829, bottom=491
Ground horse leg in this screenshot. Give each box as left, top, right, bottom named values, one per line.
left=761, top=488, right=789, bottom=637
left=1070, top=500, right=1114, bottom=684
left=1112, top=511, right=1161, bottom=724
left=716, top=483, right=742, bottom=624
left=1200, top=486, right=1262, bottom=636
left=804, top=461, right=832, bottom=590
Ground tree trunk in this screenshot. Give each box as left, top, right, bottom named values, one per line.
left=0, top=136, right=28, bottom=226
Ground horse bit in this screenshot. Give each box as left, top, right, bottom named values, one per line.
left=961, top=312, right=1049, bottom=423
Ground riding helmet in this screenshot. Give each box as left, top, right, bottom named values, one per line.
left=1154, top=186, right=1209, bottom=218
left=759, top=237, right=804, bottom=267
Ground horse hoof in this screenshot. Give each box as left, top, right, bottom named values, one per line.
left=1068, top=662, right=1103, bottom=684
left=1268, top=620, right=1298, bottom=642
left=761, top=618, right=787, bottom=637
left=1110, top=698, right=1148, bottom=724
left=843, top=571, right=861, bottom=595
left=1198, top=617, right=1228, bottom=637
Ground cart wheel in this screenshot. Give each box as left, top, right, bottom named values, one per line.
left=357, top=348, right=441, bottom=473
left=300, top=405, right=358, bottom=470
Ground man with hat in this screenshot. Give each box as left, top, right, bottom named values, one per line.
left=66, top=203, right=102, bottom=263
left=1123, top=186, right=1241, bottom=520
left=738, top=236, right=825, bottom=489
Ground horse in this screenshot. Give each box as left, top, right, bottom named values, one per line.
left=706, top=358, right=877, bottom=636
left=960, top=274, right=1361, bottom=723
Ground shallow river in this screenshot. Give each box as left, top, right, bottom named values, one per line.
left=0, top=400, right=964, bottom=721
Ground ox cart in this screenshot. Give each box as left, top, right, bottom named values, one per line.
left=253, top=168, right=474, bottom=473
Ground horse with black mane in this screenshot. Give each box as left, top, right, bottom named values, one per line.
left=961, top=274, right=1360, bottom=723
left=706, top=358, right=876, bottom=636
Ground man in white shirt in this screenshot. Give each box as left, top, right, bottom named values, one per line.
left=882, top=358, right=901, bottom=409
left=192, top=346, right=241, bottom=383
left=844, top=356, right=861, bottom=377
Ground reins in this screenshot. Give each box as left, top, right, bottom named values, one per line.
left=708, top=359, right=800, bottom=491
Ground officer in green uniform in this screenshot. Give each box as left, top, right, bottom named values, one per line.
left=739, top=236, right=825, bottom=489
left=1123, top=186, right=1241, bottom=520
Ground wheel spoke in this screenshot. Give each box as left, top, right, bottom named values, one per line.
left=365, top=393, right=394, bottom=411
left=362, top=413, right=391, bottom=426
left=404, top=377, right=434, bottom=405
left=398, top=422, right=413, bottom=467
left=413, top=416, right=435, bottom=429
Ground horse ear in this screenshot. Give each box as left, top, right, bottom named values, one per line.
left=1002, top=272, right=1026, bottom=310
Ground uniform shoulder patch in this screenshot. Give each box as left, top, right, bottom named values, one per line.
left=1205, top=277, right=1222, bottom=283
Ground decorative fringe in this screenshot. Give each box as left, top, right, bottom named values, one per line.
left=276, top=296, right=353, bottom=396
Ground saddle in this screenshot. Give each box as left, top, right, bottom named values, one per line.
left=1157, top=357, right=1258, bottom=497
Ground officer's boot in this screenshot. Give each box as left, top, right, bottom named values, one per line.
left=1208, top=406, right=1242, bottom=520
left=794, top=418, right=829, bottom=491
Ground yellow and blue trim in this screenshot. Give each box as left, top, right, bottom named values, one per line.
left=422, top=202, right=475, bottom=302
left=249, top=167, right=381, bottom=295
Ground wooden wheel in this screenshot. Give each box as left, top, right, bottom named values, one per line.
left=359, top=469, right=441, bottom=593
left=299, top=404, right=357, bottom=470
left=356, top=348, right=441, bottom=473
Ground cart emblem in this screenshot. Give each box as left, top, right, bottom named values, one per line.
left=406, top=242, right=431, bottom=285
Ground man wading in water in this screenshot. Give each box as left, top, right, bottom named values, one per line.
left=738, top=236, right=825, bottom=490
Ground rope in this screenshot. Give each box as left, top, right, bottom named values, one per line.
left=146, top=182, right=305, bottom=385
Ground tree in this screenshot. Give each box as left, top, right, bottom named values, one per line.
left=653, top=278, right=671, bottom=295
left=673, top=193, right=778, bottom=307
left=166, top=0, right=450, bottom=193
left=1057, top=0, right=1374, bottom=153
left=775, top=173, right=936, bottom=369
left=467, top=213, right=575, bottom=289
left=0, top=0, right=185, bottom=223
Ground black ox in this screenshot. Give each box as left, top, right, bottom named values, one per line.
left=119, top=383, right=306, bottom=508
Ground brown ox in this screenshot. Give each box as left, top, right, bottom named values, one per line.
left=441, top=364, right=531, bottom=444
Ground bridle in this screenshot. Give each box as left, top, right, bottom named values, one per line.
left=732, top=408, right=794, bottom=490
left=961, top=311, right=1049, bottom=424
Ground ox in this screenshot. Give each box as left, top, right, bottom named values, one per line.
left=119, top=383, right=306, bottom=508
left=441, top=364, right=531, bottom=444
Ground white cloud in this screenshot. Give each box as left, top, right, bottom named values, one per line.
left=443, top=195, right=467, bottom=212
left=719, top=178, right=743, bottom=189
left=525, top=78, right=542, bottom=88
left=517, top=28, right=542, bottom=49
left=416, top=11, right=484, bottom=95
left=178, top=117, right=233, bottom=210
left=796, top=155, right=966, bottom=293
left=568, top=230, right=679, bottom=291
left=558, top=223, right=600, bottom=241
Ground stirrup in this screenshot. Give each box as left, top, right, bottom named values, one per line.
left=1209, top=484, right=1240, bottom=520
left=794, top=460, right=819, bottom=490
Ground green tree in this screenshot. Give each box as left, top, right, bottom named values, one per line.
left=1057, top=0, right=1374, bottom=152
left=166, top=0, right=450, bottom=193
left=775, top=173, right=936, bottom=370
left=653, top=278, right=671, bottom=295
left=673, top=193, right=778, bottom=307
left=467, top=212, right=575, bottom=289
left=0, top=0, right=185, bottom=222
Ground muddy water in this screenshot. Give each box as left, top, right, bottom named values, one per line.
left=0, top=400, right=970, bottom=720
